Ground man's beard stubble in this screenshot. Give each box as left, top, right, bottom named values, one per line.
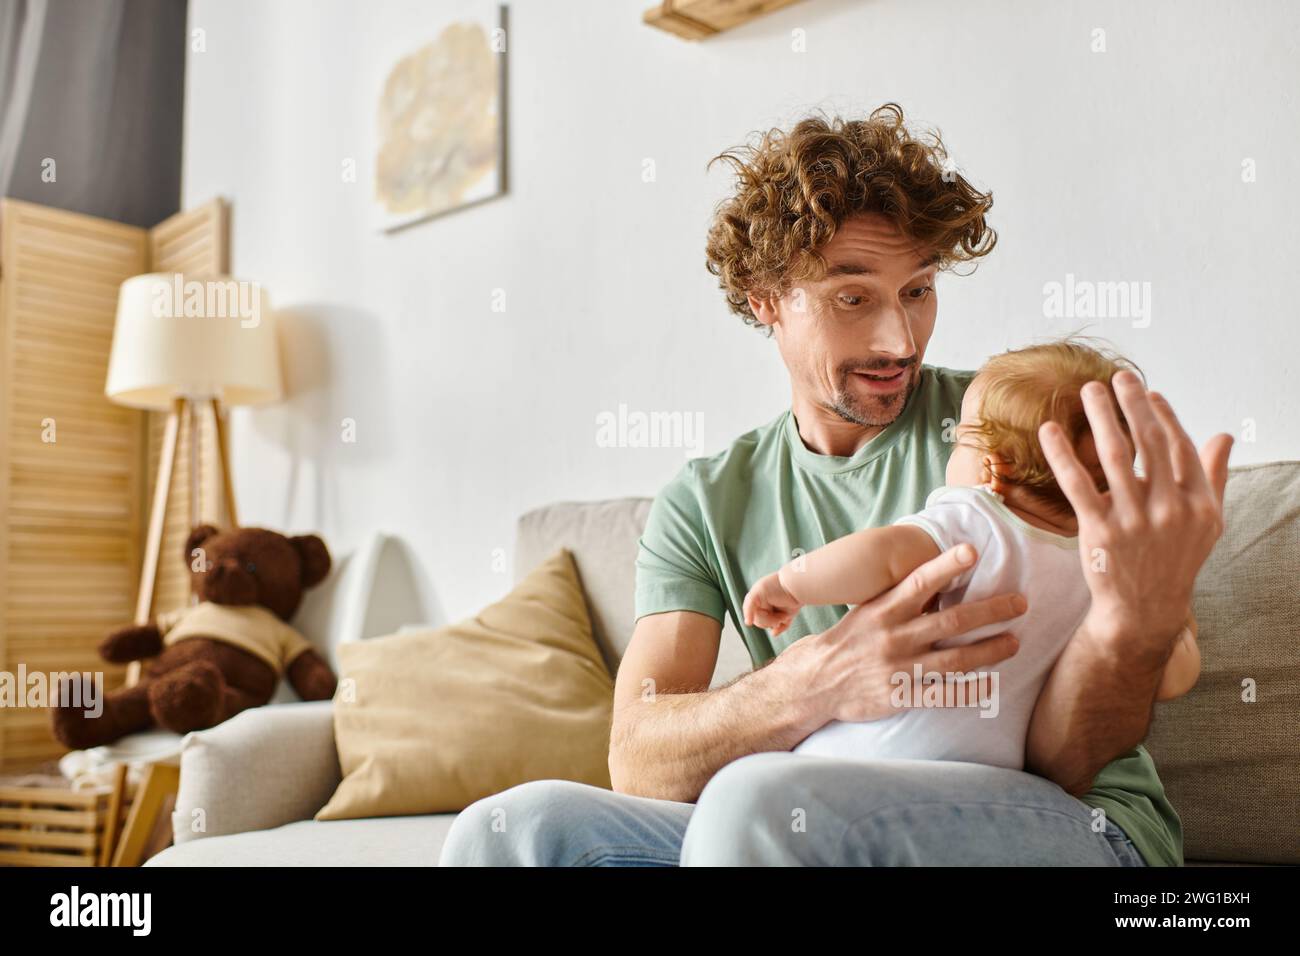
left=821, top=361, right=919, bottom=428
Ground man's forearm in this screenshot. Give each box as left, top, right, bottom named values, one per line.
left=1026, top=614, right=1178, bottom=795
left=608, top=653, right=824, bottom=802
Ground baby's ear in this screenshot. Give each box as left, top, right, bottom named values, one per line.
left=290, top=535, right=331, bottom=589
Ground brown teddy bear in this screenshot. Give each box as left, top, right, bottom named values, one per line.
left=51, top=525, right=338, bottom=750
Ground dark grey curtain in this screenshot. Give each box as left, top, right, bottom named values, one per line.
left=0, top=0, right=186, bottom=227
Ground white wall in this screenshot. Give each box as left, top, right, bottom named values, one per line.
left=183, top=0, right=1300, bottom=625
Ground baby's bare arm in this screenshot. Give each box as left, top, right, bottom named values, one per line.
left=778, top=525, right=942, bottom=607
left=1155, top=613, right=1201, bottom=701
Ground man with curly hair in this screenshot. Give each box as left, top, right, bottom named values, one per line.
left=441, top=104, right=1232, bottom=867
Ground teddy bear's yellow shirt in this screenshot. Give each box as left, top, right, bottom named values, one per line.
left=155, top=602, right=313, bottom=675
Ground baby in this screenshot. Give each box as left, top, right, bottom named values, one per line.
left=743, top=340, right=1201, bottom=770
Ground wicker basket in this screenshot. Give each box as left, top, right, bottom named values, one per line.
left=0, top=778, right=117, bottom=867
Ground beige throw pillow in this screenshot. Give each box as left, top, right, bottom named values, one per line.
left=317, top=549, right=614, bottom=819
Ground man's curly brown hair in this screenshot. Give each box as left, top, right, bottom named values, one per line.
left=705, top=103, right=997, bottom=331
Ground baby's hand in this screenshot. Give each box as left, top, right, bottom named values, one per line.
left=743, top=572, right=803, bottom=636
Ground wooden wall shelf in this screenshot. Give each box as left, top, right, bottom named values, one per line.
left=643, top=0, right=808, bottom=41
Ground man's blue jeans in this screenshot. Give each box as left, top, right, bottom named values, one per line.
left=438, top=752, right=1149, bottom=866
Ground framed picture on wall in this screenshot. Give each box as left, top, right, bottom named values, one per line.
left=372, top=1, right=508, bottom=233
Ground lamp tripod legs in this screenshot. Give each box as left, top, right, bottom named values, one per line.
left=209, top=398, right=239, bottom=529
left=133, top=399, right=183, bottom=629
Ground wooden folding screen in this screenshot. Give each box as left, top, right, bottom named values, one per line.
left=0, top=197, right=227, bottom=770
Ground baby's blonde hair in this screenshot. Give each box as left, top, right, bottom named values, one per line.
left=966, top=339, right=1141, bottom=515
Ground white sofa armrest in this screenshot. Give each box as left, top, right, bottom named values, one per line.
left=172, top=701, right=341, bottom=844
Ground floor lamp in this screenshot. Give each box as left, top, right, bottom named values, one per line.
left=105, top=273, right=283, bottom=628
left=96, top=274, right=281, bottom=866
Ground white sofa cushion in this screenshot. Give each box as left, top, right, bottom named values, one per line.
left=148, top=815, right=455, bottom=866
left=171, top=701, right=341, bottom=845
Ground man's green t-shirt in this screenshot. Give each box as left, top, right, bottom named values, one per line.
left=634, top=364, right=1183, bottom=866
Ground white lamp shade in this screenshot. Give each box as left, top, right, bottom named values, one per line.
left=105, top=273, right=283, bottom=409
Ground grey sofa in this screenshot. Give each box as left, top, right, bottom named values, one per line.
left=148, top=463, right=1300, bottom=866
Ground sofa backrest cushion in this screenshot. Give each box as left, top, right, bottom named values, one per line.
left=1146, top=461, right=1300, bottom=864
left=514, top=498, right=752, bottom=687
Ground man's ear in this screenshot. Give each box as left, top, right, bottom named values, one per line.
left=746, top=292, right=782, bottom=330
left=185, top=524, right=220, bottom=567
left=290, top=535, right=331, bottom=589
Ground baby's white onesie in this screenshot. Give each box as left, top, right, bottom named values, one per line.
left=793, top=485, right=1091, bottom=770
